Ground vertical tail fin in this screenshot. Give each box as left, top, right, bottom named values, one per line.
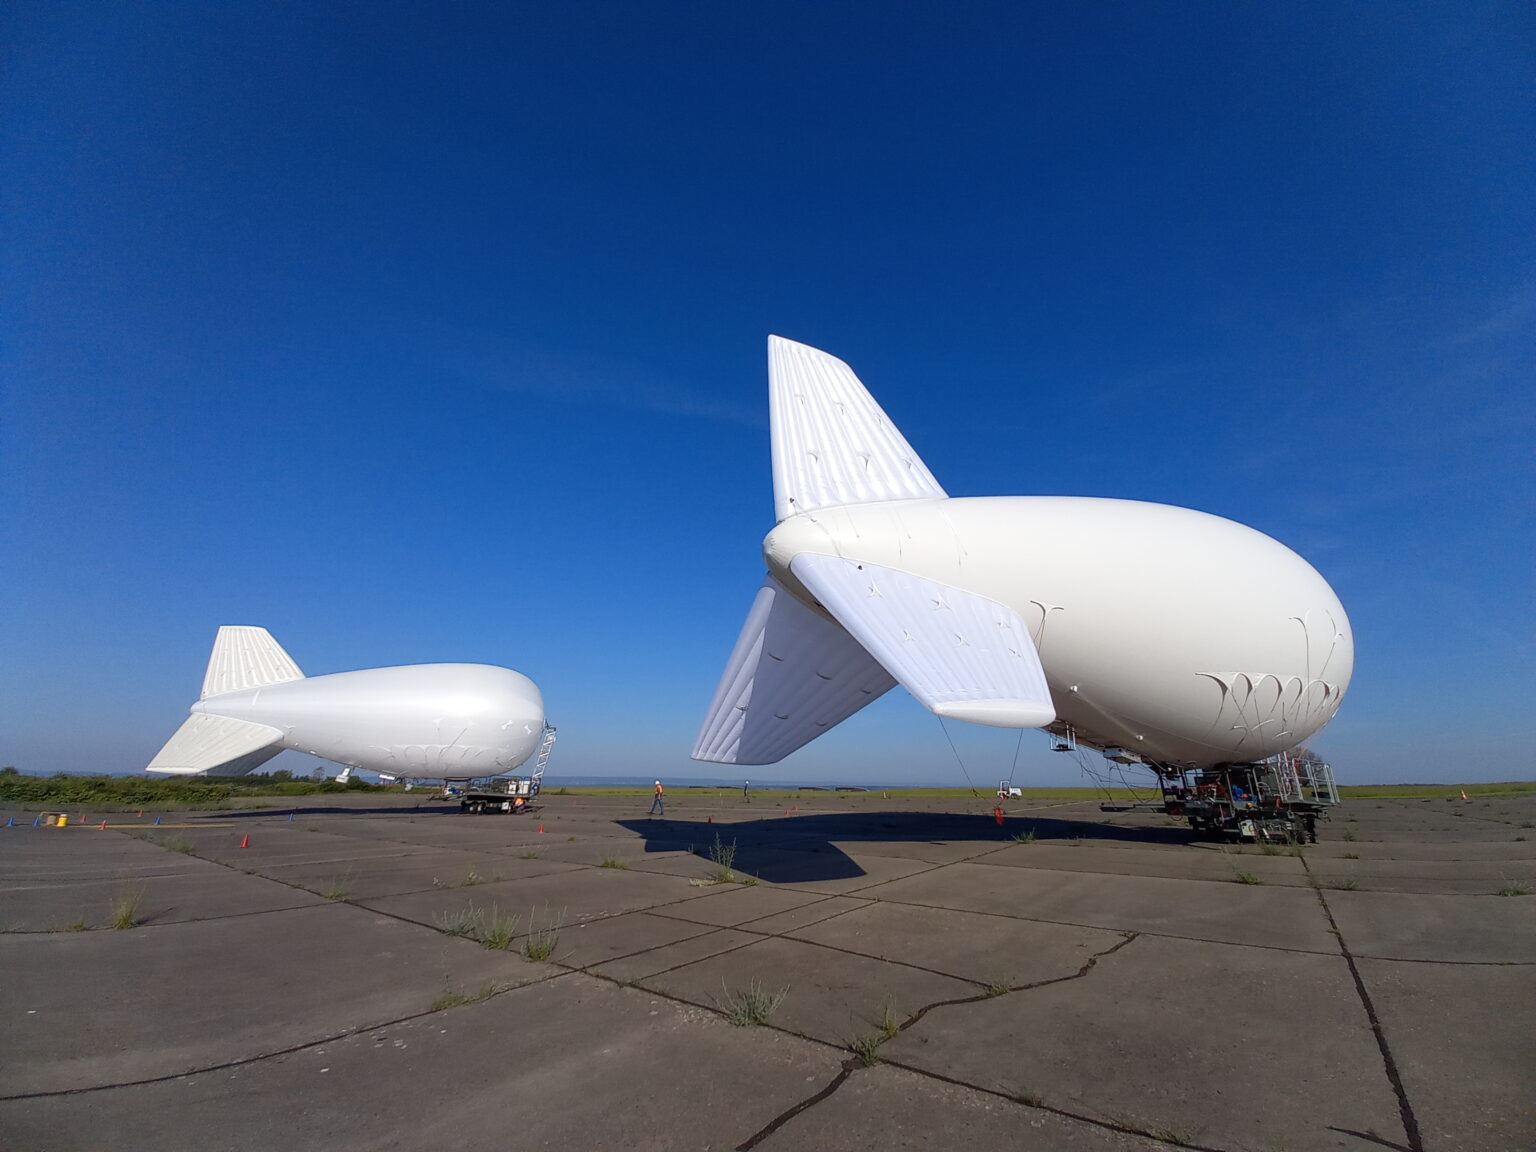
left=768, top=335, right=946, bottom=522
left=201, top=626, right=304, bottom=699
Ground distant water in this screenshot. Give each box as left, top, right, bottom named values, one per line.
left=549, top=776, right=880, bottom=790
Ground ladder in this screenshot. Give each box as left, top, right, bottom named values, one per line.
left=530, top=726, right=556, bottom=794
left=1272, top=752, right=1303, bottom=803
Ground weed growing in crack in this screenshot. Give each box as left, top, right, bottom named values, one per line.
left=705, top=835, right=737, bottom=884
left=1010, top=827, right=1036, bottom=844
left=433, top=904, right=521, bottom=949
left=1340, top=828, right=1357, bottom=842
left=1233, top=872, right=1264, bottom=885
left=876, top=998, right=900, bottom=1040
left=459, top=870, right=486, bottom=887
left=1342, top=852, right=1360, bottom=860
left=522, top=906, right=563, bottom=961
left=434, top=905, right=484, bottom=938
left=160, top=835, right=193, bottom=854
left=477, top=908, right=521, bottom=951
left=1496, top=883, right=1529, bottom=897
left=1014, top=1085, right=1044, bottom=1107
left=430, top=978, right=498, bottom=1011
left=1326, top=877, right=1359, bottom=891
left=519, top=850, right=540, bottom=860
left=320, top=873, right=353, bottom=901
left=848, top=1033, right=885, bottom=1067
left=715, top=979, right=786, bottom=1026
left=110, top=884, right=144, bottom=930
left=984, top=977, right=1012, bottom=997
left=599, top=857, right=628, bottom=870
left=66, top=919, right=89, bottom=932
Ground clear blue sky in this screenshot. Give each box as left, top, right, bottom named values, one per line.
left=4, top=2, right=1531, bottom=785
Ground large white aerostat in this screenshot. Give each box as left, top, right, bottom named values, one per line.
left=693, top=336, right=1353, bottom=770
left=147, top=627, right=547, bottom=782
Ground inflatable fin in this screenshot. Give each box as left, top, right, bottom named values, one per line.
left=201, top=626, right=304, bottom=699
left=693, top=575, right=896, bottom=764
left=790, top=554, right=1056, bottom=729
left=769, top=335, right=946, bottom=522
left=146, top=713, right=285, bottom=776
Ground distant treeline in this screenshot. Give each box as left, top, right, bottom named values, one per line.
left=0, top=767, right=385, bottom=806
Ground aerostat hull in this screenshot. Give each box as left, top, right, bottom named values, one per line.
left=765, top=495, right=1352, bottom=768
left=197, top=664, right=546, bottom=780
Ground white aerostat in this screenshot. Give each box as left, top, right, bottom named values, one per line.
left=147, top=627, right=547, bottom=783
left=694, top=336, right=1353, bottom=770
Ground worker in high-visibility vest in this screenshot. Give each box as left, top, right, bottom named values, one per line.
left=649, top=780, right=665, bottom=816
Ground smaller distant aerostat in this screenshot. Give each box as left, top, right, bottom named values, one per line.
left=146, top=627, right=549, bottom=788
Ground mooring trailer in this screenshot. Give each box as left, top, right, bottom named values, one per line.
left=458, top=776, right=538, bottom=814
left=452, top=725, right=556, bottom=814
left=1160, top=752, right=1340, bottom=842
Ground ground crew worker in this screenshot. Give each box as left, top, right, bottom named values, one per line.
left=742, top=779, right=750, bottom=801
left=649, top=780, right=665, bottom=816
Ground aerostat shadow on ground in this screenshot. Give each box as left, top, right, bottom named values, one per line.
left=618, top=811, right=1191, bottom=883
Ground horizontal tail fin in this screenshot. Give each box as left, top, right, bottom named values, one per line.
left=146, top=713, right=285, bottom=776
left=790, top=554, right=1056, bottom=729
left=769, top=335, right=946, bottom=521
left=202, top=626, right=304, bottom=699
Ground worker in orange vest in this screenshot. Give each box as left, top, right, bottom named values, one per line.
left=649, top=780, right=665, bottom=816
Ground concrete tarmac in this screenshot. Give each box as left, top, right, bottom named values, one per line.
left=1, top=790, right=1531, bottom=1151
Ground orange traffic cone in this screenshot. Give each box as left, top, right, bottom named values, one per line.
left=707, top=816, right=713, bottom=823
left=99, top=820, right=107, bottom=830
left=239, top=834, right=250, bottom=848
left=538, top=823, right=545, bottom=834
left=992, top=806, right=1005, bottom=826
left=137, top=810, right=143, bottom=818
left=1461, top=789, right=1470, bottom=801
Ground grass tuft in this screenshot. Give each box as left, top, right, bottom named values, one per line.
left=430, top=978, right=498, bottom=1011
left=1233, top=872, right=1264, bottom=885
left=706, top=834, right=737, bottom=883
left=599, top=857, right=628, bottom=870
left=848, top=1033, right=885, bottom=1067
left=522, top=906, right=563, bottom=961
left=1496, top=884, right=1529, bottom=897
left=716, top=979, right=787, bottom=1026
left=1326, top=877, right=1359, bottom=891
left=433, top=903, right=521, bottom=949
left=519, top=850, right=540, bottom=860
left=1342, top=852, right=1360, bottom=860
left=110, top=884, right=144, bottom=930
left=1010, top=827, right=1036, bottom=844
left=984, top=977, right=1012, bottom=997
left=1015, top=1085, right=1045, bottom=1108
left=319, top=873, right=352, bottom=901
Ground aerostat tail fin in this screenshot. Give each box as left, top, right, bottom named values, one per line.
left=146, top=713, right=285, bottom=776
left=768, top=335, right=946, bottom=522
left=201, top=626, right=304, bottom=699
left=692, top=575, right=896, bottom=764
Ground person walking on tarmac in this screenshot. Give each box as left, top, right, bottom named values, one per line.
left=742, top=779, right=751, bottom=802
left=649, top=780, right=665, bottom=816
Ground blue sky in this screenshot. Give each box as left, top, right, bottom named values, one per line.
left=4, top=2, right=1531, bottom=785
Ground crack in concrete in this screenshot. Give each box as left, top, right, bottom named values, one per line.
left=0, top=967, right=573, bottom=1102
left=730, top=932, right=1147, bottom=1152
left=1302, top=858, right=1424, bottom=1152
